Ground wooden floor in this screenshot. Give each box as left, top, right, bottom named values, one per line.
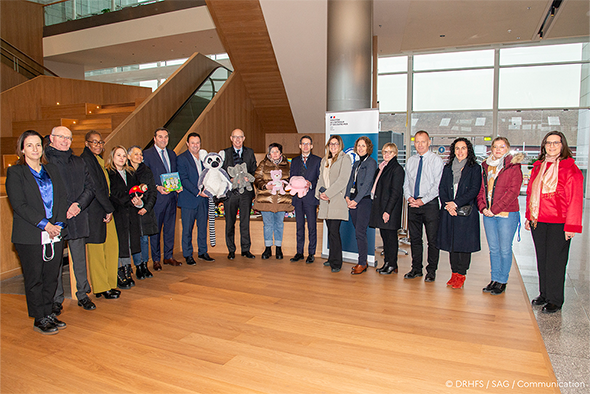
left=1, top=220, right=559, bottom=393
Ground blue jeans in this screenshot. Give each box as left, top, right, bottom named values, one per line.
left=261, top=211, right=285, bottom=247
left=140, top=235, right=149, bottom=263
left=483, top=211, right=520, bottom=284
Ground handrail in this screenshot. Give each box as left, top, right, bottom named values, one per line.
left=1, top=38, right=59, bottom=78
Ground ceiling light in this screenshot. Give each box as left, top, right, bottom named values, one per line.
left=537, top=0, right=563, bottom=40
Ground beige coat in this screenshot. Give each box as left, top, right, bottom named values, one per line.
left=316, top=154, right=352, bottom=220
left=253, top=156, right=294, bottom=213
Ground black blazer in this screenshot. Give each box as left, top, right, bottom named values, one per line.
left=369, top=157, right=405, bottom=230
left=289, top=154, right=321, bottom=205
left=6, top=163, right=68, bottom=244
left=222, top=146, right=257, bottom=197
left=108, top=169, right=141, bottom=258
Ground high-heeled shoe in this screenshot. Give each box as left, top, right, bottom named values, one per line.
left=452, top=274, right=466, bottom=289
left=376, top=262, right=389, bottom=273
left=380, top=265, right=398, bottom=275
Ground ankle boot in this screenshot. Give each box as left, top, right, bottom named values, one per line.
left=124, top=264, right=136, bottom=287
left=261, top=247, right=272, bottom=259
left=275, top=247, right=283, bottom=259
left=447, top=272, right=458, bottom=287
left=452, top=274, right=466, bottom=289
left=135, top=264, right=146, bottom=280
left=141, top=262, right=153, bottom=278
left=376, top=261, right=389, bottom=273
left=117, top=267, right=131, bottom=289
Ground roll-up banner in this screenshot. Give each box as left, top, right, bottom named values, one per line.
left=324, top=109, right=379, bottom=266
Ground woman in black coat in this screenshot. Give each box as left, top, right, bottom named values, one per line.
left=105, top=146, right=143, bottom=290
left=127, top=145, right=158, bottom=280
left=369, top=143, right=405, bottom=275
left=438, top=138, right=482, bottom=289
left=6, top=130, right=68, bottom=334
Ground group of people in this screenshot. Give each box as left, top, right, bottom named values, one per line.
left=6, top=125, right=583, bottom=335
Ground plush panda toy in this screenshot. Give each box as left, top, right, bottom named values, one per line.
left=198, top=150, right=232, bottom=199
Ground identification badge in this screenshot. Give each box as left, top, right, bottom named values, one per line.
left=42, top=231, right=61, bottom=245
left=349, top=187, right=356, bottom=194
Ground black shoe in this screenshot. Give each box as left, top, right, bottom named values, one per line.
left=424, top=272, right=436, bottom=282
left=331, top=268, right=341, bottom=273
left=185, top=256, right=197, bottom=266
left=135, top=263, right=146, bottom=280
left=490, top=283, right=507, bottom=295
left=404, top=270, right=423, bottom=279
left=118, top=266, right=131, bottom=289
left=52, top=302, right=63, bottom=316
left=141, top=263, right=153, bottom=278
left=34, top=317, right=58, bottom=335
left=77, top=297, right=96, bottom=310
left=110, top=288, right=121, bottom=296
left=261, top=247, right=272, bottom=260
left=228, top=251, right=235, bottom=260
left=96, top=290, right=120, bottom=299
left=48, top=313, right=67, bottom=329
left=198, top=253, right=215, bottom=262
left=275, top=247, right=283, bottom=260
left=306, top=255, right=315, bottom=264
left=483, top=281, right=497, bottom=293
left=323, top=261, right=331, bottom=266
left=380, top=265, right=398, bottom=275
left=376, top=262, right=388, bottom=273
left=532, top=295, right=547, bottom=306
left=290, top=253, right=304, bottom=262
left=242, top=251, right=255, bottom=259
left=542, top=303, right=561, bottom=313
left=124, top=264, right=135, bottom=287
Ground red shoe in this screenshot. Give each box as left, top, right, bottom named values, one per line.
left=446, top=272, right=458, bottom=287
left=452, top=274, right=466, bottom=289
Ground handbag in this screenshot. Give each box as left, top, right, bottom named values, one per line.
left=457, top=204, right=473, bottom=217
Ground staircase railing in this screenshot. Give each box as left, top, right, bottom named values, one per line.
left=0, top=38, right=58, bottom=79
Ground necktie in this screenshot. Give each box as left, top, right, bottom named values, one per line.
left=160, top=149, right=170, bottom=173
left=303, top=156, right=307, bottom=168
left=414, top=155, right=423, bottom=199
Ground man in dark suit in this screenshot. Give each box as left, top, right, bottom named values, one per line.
left=143, top=127, right=181, bottom=270
left=289, top=135, right=321, bottom=264
left=222, top=128, right=257, bottom=260
left=177, top=132, right=214, bottom=265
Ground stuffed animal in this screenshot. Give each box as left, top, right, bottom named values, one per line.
left=227, top=162, right=255, bottom=194
left=129, top=184, right=148, bottom=198
left=285, top=176, right=309, bottom=198
left=198, top=150, right=232, bottom=199
left=266, top=169, right=288, bottom=195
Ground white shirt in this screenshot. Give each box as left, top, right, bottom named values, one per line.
left=190, top=152, right=202, bottom=175
left=403, top=150, right=444, bottom=204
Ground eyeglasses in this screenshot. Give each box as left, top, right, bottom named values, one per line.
left=545, top=141, right=562, bottom=147
left=52, top=134, right=73, bottom=141
left=300, top=142, right=311, bottom=146
left=87, top=140, right=105, bottom=146
left=231, top=135, right=245, bottom=140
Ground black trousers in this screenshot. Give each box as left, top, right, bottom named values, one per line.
left=531, top=222, right=571, bottom=307
left=380, top=228, right=399, bottom=269
left=350, top=196, right=372, bottom=266
left=325, top=219, right=343, bottom=269
left=15, top=241, right=64, bottom=321
left=449, top=251, right=471, bottom=275
left=293, top=197, right=318, bottom=256
left=224, top=190, right=253, bottom=253
left=407, top=199, right=440, bottom=273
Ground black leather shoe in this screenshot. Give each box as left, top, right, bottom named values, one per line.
left=331, top=268, right=341, bottom=272
left=198, top=253, right=215, bottom=262
left=48, top=313, right=67, bottom=329
left=228, top=251, right=235, bottom=260
left=376, top=262, right=388, bottom=273
left=34, top=317, right=58, bottom=335
left=185, top=256, right=197, bottom=266
left=124, top=264, right=135, bottom=287
left=424, top=272, right=436, bottom=282
left=483, top=281, right=497, bottom=293
left=532, top=295, right=547, bottom=306
left=306, top=255, right=315, bottom=264
left=323, top=261, right=331, bottom=266
left=490, top=283, right=507, bottom=295
left=380, top=265, right=398, bottom=275
left=242, top=251, right=255, bottom=259
left=135, top=263, right=146, bottom=280
left=141, top=263, right=153, bottom=278
left=290, top=253, right=304, bottom=262
left=404, top=270, right=423, bottom=279
left=77, top=297, right=96, bottom=310
left=275, top=247, right=283, bottom=260
left=261, top=247, right=272, bottom=260
left=52, top=302, right=62, bottom=316
left=110, top=289, right=121, bottom=296
left=542, top=303, right=561, bottom=313
left=96, top=290, right=120, bottom=299
left=118, top=267, right=131, bottom=289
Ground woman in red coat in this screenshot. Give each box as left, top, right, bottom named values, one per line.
left=525, top=131, right=583, bottom=313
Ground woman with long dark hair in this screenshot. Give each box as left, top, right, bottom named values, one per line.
left=438, top=138, right=482, bottom=289
left=6, top=130, right=68, bottom=334
left=525, top=131, right=583, bottom=313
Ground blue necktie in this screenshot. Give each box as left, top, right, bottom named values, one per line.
left=414, top=155, right=423, bottom=199
left=160, top=149, right=170, bottom=173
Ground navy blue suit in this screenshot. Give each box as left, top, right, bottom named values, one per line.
left=143, top=145, right=178, bottom=261
left=177, top=150, right=208, bottom=257
left=289, top=154, right=321, bottom=255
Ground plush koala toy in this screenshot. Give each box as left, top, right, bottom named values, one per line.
left=285, top=176, right=309, bottom=198
left=198, top=150, right=232, bottom=199
left=266, top=169, right=288, bottom=195
left=227, top=162, right=255, bottom=194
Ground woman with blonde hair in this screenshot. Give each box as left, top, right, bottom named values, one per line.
left=316, top=135, right=352, bottom=272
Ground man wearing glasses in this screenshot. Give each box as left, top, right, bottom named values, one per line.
left=289, top=135, right=321, bottom=264
left=46, top=126, right=97, bottom=313
left=222, top=129, right=257, bottom=260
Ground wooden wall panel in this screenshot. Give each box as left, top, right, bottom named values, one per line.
left=0, top=196, right=21, bottom=281
left=104, top=52, right=220, bottom=154
left=0, top=0, right=44, bottom=65
left=1, top=63, right=30, bottom=92
left=206, top=0, right=298, bottom=135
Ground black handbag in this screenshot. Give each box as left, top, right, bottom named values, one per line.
left=457, top=204, right=473, bottom=217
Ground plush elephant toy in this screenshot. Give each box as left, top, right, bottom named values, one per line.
left=227, top=162, right=255, bottom=194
